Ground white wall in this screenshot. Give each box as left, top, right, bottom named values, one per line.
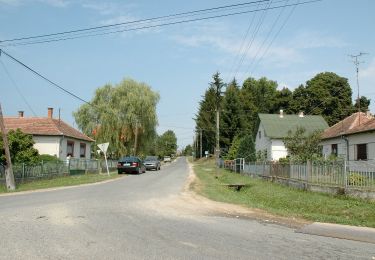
left=271, top=139, right=288, bottom=161
left=61, top=137, right=92, bottom=159
left=320, top=137, right=347, bottom=159
left=32, top=135, right=92, bottom=160
left=255, top=123, right=271, bottom=160
left=33, top=136, right=61, bottom=158
left=321, top=132, right=375, bottom=161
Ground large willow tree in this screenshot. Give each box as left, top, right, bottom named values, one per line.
left=73, top=78, right=160, bottom=157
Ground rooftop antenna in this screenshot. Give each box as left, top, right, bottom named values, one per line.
left=349, top=52, right=368, bottom=125
left=58, top=108, right=61, bottom=123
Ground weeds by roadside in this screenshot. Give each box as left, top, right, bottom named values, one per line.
left=192, top=158, right=375, bottom=228
left=0, top=172, right=121, bottom=194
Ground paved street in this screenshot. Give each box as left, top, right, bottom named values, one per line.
left=0, top=157, right=374, bottom=259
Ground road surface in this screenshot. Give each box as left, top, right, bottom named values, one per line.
left=0, top=157, right=374, bottom=259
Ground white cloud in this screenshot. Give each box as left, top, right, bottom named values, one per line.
left=360, top=57, right=375, bottom=79
left=291, top=31, right=348, bottom=49
left=37, top=0, right=70, bottom=7
left=0, top=0, right=70, bottom=7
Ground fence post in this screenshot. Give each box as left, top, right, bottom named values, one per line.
left=22, top=163, right=25, bottom=181
left=306, top=160, right=311, bottom=184
left=344, top=160, right=347, bottom=189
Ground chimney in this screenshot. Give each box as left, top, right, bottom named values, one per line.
left=48, top=107, right=53, bottom=119
left=299, top=111, right=304, bottom=118
left=279, top=109, right=284, bottom=118
left=18, top=111, right=24, bottom=118
left=366, top=110, right=373, bottom=118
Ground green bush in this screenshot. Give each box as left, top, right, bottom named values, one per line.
left=348, top=172, right=365, bottom=186
left=38, top=154, right=61, bottom=163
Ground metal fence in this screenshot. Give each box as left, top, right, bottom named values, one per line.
left=224, top=160, right=375, bottom=191
left=0, top=158, right=119, bottom=183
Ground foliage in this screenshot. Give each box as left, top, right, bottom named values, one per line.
left=38, top=154, right=61, bottom=162
left=183, top=145, right=193, bottom=156
left=221, top=79, right=245, bottom=148
left=73, top=78, right=160, bottom=157
left=354, top=96, right=371, bottom=112
left=240, top=77, right=278, bottom=136
left=224, top=135, right=241, bottom=160
left=156, top=130, right=177, bottom=158
left=236, top=134, right=256, bottom=161
left=348, top=173, right=365, bottom=186
left=0, top=129, right=39, bottom=165
left=283, top=127, right=323, bottom=162
left=193, top=159, right=375, bottom=228
left=194, top=73, right=224, bottom=155
left=289, top=72, right=353, bottom=126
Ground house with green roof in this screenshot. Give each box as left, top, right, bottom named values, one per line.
left=255, top=111, right=328, bottom=161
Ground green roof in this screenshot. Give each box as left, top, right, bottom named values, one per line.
left=259, top=113, right=328, bottom=139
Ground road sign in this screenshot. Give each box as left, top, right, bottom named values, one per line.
left=97, top=143, right=110, bottom=176
left=97, top=142, right=109, bottom=153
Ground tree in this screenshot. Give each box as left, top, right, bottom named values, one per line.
left=0, top=129, right=39, bottom=165
left=156, top=130, right=177, bottom=158
left=354, top=96, right=371, bottom=112
left=74, top=78, right=160, bottom=157
left=225, top=135, right=242, bottom=160
left=290, top=72, right=353, bottom=126
left=240, top=77, right=278, bottom=136
left=273, top=87, right=293, bottom=114
left=221, top=79, right=244, bottom=150
left=183, top=145, right=193, bottom=156
left=236, top=134, right=256, bottom=161
left=283, top=127, right=322, bottom=162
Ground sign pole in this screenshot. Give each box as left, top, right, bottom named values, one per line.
left=97, top=142, right=110, bottom=176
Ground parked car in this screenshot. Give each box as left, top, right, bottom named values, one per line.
left=117, top=156, right=146, bottom=174
left=144, top=156, right=161, bottom=171
left=163, top=156, right=171, bottom=163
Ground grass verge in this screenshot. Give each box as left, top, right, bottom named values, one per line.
left=0, top=172, right=121, bottom=194
left=193, top=158, right=375, bottom=228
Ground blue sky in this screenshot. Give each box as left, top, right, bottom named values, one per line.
left=1, top=0, right=374, bottom=149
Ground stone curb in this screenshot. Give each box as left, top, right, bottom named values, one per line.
left=297, top=222, right=375, bottom=244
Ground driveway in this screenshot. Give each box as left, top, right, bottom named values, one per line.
left=0, top=157, right=374, bottom=259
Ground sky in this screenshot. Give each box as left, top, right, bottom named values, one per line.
left=0, top=0, right=374, bottom=150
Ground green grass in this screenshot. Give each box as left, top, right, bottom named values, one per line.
left=0, top=172, right=121, bottom=194
left=193, top=158, right=375, bottom=228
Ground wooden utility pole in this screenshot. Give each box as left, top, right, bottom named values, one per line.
left=200, top=128, right=203, bottom=158
left=133, top=118, right=139, bottom=156
left=0, top=103, right=16, bottom=190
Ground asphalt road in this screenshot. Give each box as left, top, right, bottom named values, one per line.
left=0, top=157, right=374, bottom=260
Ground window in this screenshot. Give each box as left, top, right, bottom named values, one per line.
left=331, top=144, right=338, bottom=156
left=258, top=131, right=261, bottom=139
left=67, top=141, right=74, bottom=157
left=357, top=144, right=367, bottom=160
left=80, top=143, right=86, bottom=158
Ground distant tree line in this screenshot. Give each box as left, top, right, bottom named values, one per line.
left=194, top=71, right=371, bottom=160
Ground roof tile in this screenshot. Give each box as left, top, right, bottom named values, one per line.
left=3, top=117, right=94, bottom=142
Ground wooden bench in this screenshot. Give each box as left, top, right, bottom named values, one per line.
left=223, top=184, right=248, bottom=191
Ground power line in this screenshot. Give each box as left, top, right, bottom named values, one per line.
left=232, top=0, right=273, bottom=80
left=249, top=0, right=298, bottom=75
left=0, top=59, right=37, bottom=116
left=0, top=49, right=91, bottom=105
left=0, top=0, right=269, bottom=44
left=0, top=0, right=321, bottom=47
left=224, top=0, right=264, bottom=83
left=245, top=0, right=291, bottom=75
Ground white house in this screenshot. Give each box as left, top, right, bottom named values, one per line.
left=321, top=112, right=375, bottom=161
left=255, top=111, right=328, bottom=161
left=4, top=108, right=94, bottom=160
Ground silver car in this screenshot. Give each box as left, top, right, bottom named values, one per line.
left=144, top=156, right=161, bottom=171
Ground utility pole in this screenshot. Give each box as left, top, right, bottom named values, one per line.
left=200, top=128, right=203, bottom=158
left=349, top=52, right=369, bottom=120
left=133, top=118, right=139, bottom=156
left=0, top=103, right=16, bottom=190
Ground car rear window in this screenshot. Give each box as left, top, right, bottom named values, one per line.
left=119, top=157, right=138, bottom=163
left=145, top=156, right=157, bottom=161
